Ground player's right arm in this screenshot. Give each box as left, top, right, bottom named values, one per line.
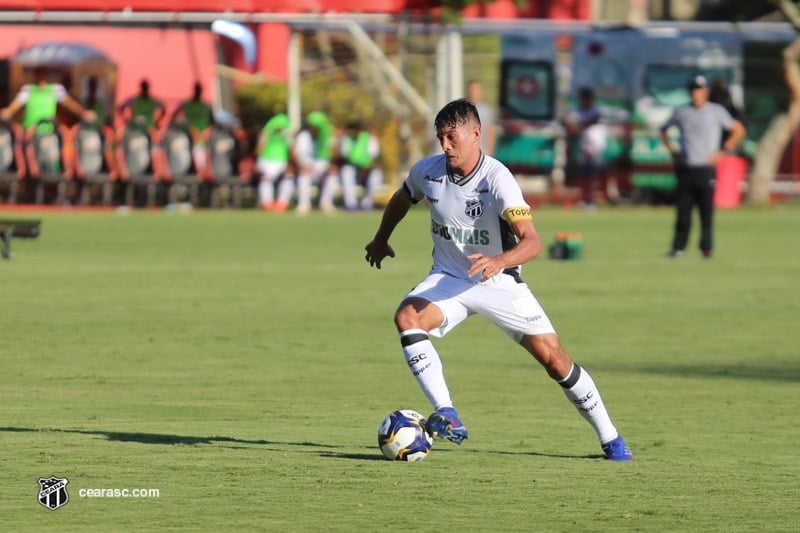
left=0, top=99, right=22, bottom=121
left=0, top=85, right=31, bottom=121
left=254, top=128, right=267, bottom=156
left=117, top=97, right=132, bottom=114
left=660, top=111, right=680, bottom=163
left=364, top=185, right=413, bottom=269
left=561, top=109, right=581, bottom=136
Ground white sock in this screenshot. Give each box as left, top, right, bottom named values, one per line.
left=258, top=180, right=274, bottom=204
left=559, top=363, right=618, bottom=444
left=340, top=165, right=359, bottom=210
left=277, top=177, right=295, bottom=205
left=192, top=145, right=207, bottom=173
left=360, top=168, right=383, bottom=210
left=400, top=329, right=452, bottom=411
left=296, top=173, right=312, bottom=210
left=318, top=173, right=339, bottom=209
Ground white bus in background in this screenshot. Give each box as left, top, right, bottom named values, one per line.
left=495, top=30, right=565, bottom=195
left=570, top=25, right=743, bottom=202
left=496, top=22, right=800, bottom=203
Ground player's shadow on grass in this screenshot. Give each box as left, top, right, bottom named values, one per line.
left=0, top=426, right=338, bottom=449
left=319, top=451, right=388, bottom=461
left=486, top=449, right=604, bottom=460
left=319, top=447, right=600, bottom=461
left=3, top=427, right=603, bottom=461
left=608, top=361, right=800, bottom=382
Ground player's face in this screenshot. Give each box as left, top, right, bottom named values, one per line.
left=691, top=86, right=709, bottom=106
left=437, top=118, right=480, bottom=176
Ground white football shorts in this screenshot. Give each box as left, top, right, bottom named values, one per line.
left=404, top=270, right=557, bottom=343
left=310, top=159, right=331, bottom=183
left=256, top=159, right=287, bottom=182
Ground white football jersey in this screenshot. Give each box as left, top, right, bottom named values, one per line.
left=404, top=153, right=531, bottom=283
left=16, top=83, right=69, bottom=104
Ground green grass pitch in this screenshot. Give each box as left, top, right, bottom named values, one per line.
left=1, top=204, right=799, bottom=531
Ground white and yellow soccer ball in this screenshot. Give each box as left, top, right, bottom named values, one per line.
left=377, top=409, right=433, bottom=462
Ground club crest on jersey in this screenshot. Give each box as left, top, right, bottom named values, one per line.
left=464, top=199, right=483, bottom=219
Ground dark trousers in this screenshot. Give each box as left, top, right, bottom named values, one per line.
left=671, top=165, right=716, bottom=253
left=579, top=158, right=605, bottom=204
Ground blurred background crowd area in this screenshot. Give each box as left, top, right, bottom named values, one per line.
left=0, top=0, right=798, bottom=210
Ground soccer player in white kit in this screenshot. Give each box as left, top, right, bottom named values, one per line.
left=290, top=111, right=338, bottom=214
left=364, top=99, right=632, bottom=460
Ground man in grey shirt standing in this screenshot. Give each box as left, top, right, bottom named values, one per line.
left=660, top=75, right=746, bottom=258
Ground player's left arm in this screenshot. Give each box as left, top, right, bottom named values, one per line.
left=723, top=119, right=746, bottom=152
left=710, top=107, right=746, bottom=164
left=467, top=206, right=541, bottom=282
left=170, top=102, right=186, bottom=124
left=154, top=100, right=167, bottom=129
left=207, top=104, right=216, bottom=127
left=61, top=94, right=96, bottom=123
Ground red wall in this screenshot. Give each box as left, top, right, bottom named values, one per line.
left=0, top=0, right=589, bottom=16
left=0, top=25, right=217, bottom=120
left=0, top=2, right=590, bottom=93
left=0, top=0, right=432, bottom=12
left=459, top=0, right=590, bottom=20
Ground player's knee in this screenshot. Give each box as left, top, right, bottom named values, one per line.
left=522, top=334, right=573, bottom=379
left=394, top=304, right=420, bottom=332
left=394, top=297, right=437, bottom=332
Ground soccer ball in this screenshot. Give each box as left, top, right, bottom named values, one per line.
left=377, top=409, right=433, bottom=462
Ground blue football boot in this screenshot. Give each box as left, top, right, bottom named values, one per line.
left=601, top=435, right=633, bottom=461
left=426, top=407, right=469, bottom=445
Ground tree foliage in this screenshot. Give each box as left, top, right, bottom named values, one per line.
left=696, top=0, right=776, bottom=21
left=745, top=0, right=800, bottom=204
left=438, top=0, right=526, bottom=22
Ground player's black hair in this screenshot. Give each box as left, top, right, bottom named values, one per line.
left=434, top=98, right=481, bottom=132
